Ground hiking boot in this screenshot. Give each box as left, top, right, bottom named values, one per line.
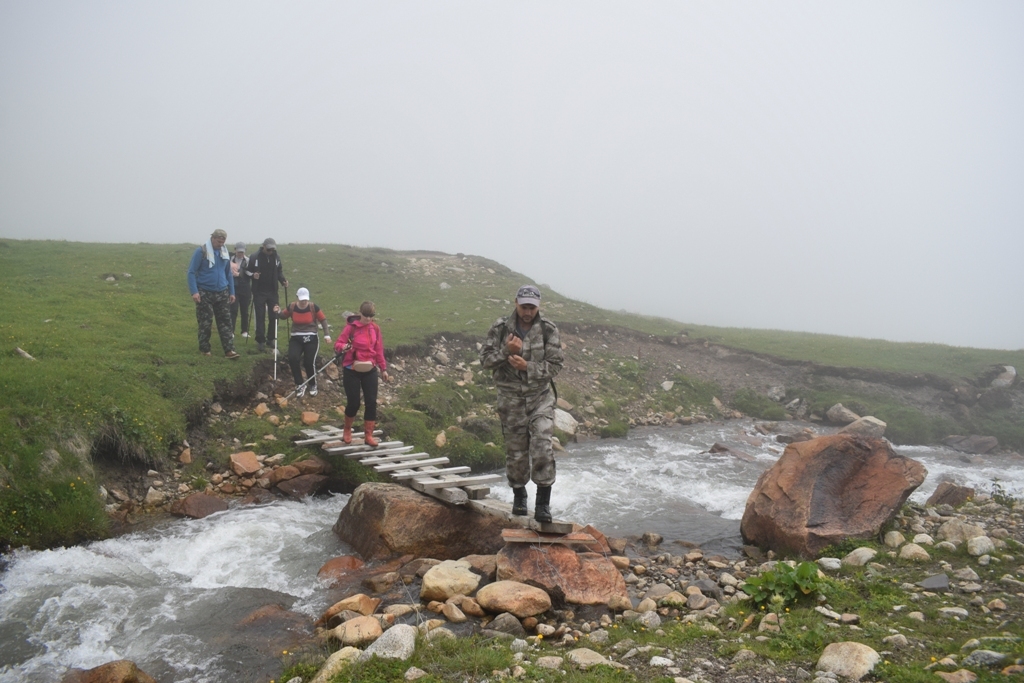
left=511, top=487, right=528, bottom=516
left=363, top=421, right=379, bottom=447
left=309, top=381, right=318, bottom=397
left=201, top=351, right=212, bottom=356
left=225, top=351, right=240, bottom=360
left=534, top=485, right=553, bottom=524
left=241, top=332, right=249, bottom=338
left=296, top=384, right=306, bottom=398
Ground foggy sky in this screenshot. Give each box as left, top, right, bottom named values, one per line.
left=2, top=1, right=1022, bottom=349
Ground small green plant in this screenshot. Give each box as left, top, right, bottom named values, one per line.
left=741, top=561, right=822, bottom=608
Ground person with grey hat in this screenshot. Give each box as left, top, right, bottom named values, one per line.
left=186, top=229, right=239, bottom=359
left=229, top=242, right=252, bottom=338
left=245, top=238, right=288, bottom=353
left=480, top=285, right=563, bottom=523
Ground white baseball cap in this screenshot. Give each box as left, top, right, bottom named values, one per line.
left=296, top=287, right=310, bottom=301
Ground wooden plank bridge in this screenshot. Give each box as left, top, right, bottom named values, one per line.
left=296, top=424, right=574, bottom=535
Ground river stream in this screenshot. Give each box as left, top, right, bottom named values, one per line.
left=2, top=420, right=1021, bottom=682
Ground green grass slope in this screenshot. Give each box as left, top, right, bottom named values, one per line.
left=0, top=238, right=1019, bottom=549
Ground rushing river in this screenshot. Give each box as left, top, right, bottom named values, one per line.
left=3, top=420, right=1022, bottom=682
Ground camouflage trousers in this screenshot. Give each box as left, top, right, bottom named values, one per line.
left=497, top=388, right=556, bottom=487
left=196, top=288, right=235, bottom=354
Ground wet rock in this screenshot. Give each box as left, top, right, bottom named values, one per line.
left=334, top=483, right=515, bottom=559
left=317, top=556, right=366, bottom=586
left=496, top=544, right=627, bottom=605
left=276, top=474, right=327, bottom=499
left=742, top=435, right=925, bottom=557
left=459, top=554, right=497, bottom=580
left=816, top=642, right=880, bottom=681
left=927, top=482, right=975, bottom=507
left=364, top=571, right=400, bottom=593
left=476, top=581, right=552, bottom=618
left=944, top=434, right=1000, bottom=454
left=61, top=660, right=158, bottom=683
left=168, top=492, right=228, bottom=519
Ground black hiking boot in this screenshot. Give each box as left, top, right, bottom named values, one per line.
left=511, top=487, right=528, bottom=516
left=534, top=485, right=552, bottom=524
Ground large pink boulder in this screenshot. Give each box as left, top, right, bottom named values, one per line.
left=496, top=544, right=628, bottom=605
left=61, top=660, right=157, bottom=683
left=333, top=483, right=516, bottom=559
left=741, top=434, right=926, bottom=557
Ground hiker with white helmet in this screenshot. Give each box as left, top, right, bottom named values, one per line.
left=273, top=287, right=330, bottom=397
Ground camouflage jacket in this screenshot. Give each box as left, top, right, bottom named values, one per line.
left=481, top=311, right=563, bottom=396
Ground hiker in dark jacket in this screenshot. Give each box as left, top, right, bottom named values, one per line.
left=246, top=238, right=288, bottom=352
left=480, top=285, right=563, bottom=523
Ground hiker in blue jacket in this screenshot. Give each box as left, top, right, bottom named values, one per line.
left=187, top=229, right=239, bottom=359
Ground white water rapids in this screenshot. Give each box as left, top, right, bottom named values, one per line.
left=3, top=419, right=1022, bottom=682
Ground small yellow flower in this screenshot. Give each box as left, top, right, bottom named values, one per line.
left=281, top=650, right=288, bottom=655
left=931, top=657, right=937, bottom=662
left=536, top=634, right=543, bottom=640
left=785, top=608, right=790, bottom=612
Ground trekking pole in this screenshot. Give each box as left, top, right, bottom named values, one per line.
left=244, top=295, right=253, bottom=347
left=283, top=353, right=342, bottom=400
left=273, top=314, right=279, bottom=381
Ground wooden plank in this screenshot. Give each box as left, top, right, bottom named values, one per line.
left=408, top=479, right=468, bottom=505
left=412, top=474, right=502, bottom=490
left=362, top=452, right=433, bottom=467
left=356, top=448, right=422, bottom=464
left=322, top=440, right=404, bottom=455
left=501, top=528, right=597, bottom=545
left=391, top=466, right=470, bottom=480
left=375, top=457, right=449, bottom=472
left=464, top=485, right=490, bottom=500
left=465, top=498, right=574, bottom=534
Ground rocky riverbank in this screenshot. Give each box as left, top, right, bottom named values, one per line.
left=66, top=488, right=1024, bottom=683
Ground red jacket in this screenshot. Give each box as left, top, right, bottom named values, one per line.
left=334, top=319, right=386, bottom=371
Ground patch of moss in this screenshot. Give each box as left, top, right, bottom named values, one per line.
left=732, top=389, right=788, bottom=420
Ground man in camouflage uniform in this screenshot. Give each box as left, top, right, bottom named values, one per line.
left=187, top=229, right=239, bottom=359
left=481, top=285, right=563, bottom=522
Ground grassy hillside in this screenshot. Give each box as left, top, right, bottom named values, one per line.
left=0, top=238, right=1020, bottom=549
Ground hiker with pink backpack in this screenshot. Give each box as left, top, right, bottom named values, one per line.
left=334, top=301, right=389, bottom=446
